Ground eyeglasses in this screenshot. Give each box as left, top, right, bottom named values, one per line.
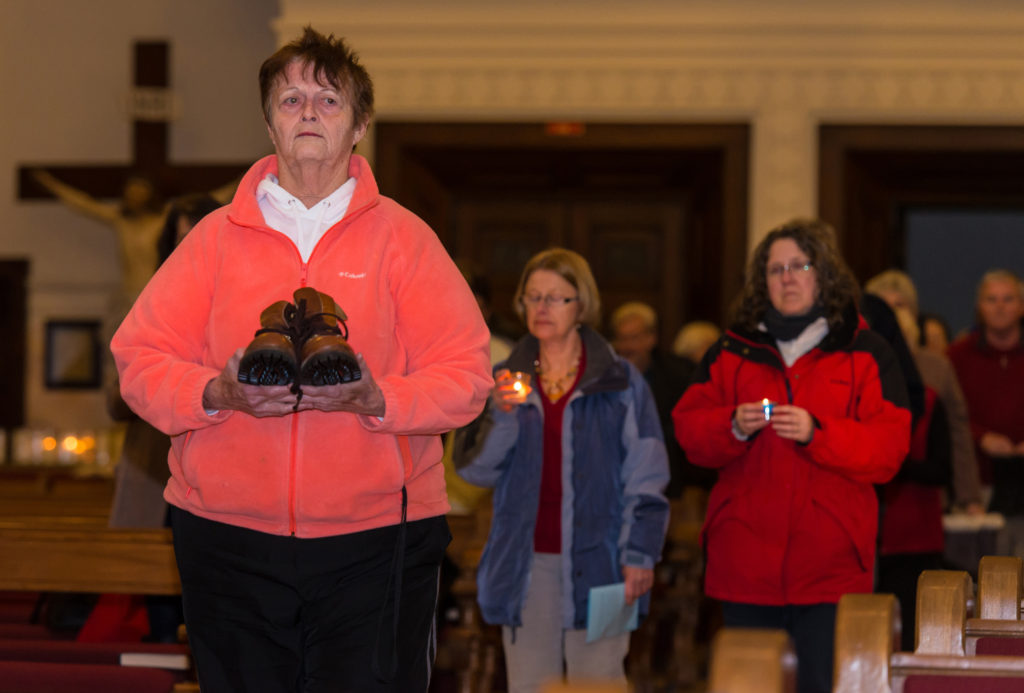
left=522, top=294, right=580, bottom=308
left=766, top=263, right=813, bottom=279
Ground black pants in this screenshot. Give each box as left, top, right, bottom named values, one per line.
left=171, top=507, right=450, bottom=692
left=721, top=601, right=836, bottom=693
left=877, top=552, right=945, bottom=652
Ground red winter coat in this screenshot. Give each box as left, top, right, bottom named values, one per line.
left=672, top=306, right=910, bottom=605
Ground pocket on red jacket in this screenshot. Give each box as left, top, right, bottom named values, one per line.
left=703, top=492, right=786, bottom=600
left=784, top=486, right=878, bottom=602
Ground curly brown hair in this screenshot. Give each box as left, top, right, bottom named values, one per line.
left=732, top=218, right=860, bottom=331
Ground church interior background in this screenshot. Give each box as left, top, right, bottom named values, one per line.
left=3, top=0, right=1024, bottom=687
left=6, top=0, right=1024, bottom=436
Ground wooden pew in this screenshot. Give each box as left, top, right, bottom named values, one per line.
left=0, top=499, right=110, bottom=527
left=0, top=524, right=195, bottom=693
left=628, top=491, right=709, bottom=690
left=908, top=558, right=1024, bottom=658
left=835, top=582, right=1024, bottom=693
left=966, top=556, right=1024, bottom=656
left=530, top=627, right=797, bottom=693
left=435, top=503, right=502, bottom=693
left=540, top=682, right=633, bottom=692
left=0, top=525, right=178, bottom=595
left=707, top=628, right=795, bottom=693
left=0, top=466, right=114, bottom=527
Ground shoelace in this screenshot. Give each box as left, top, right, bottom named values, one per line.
left=250, top=297, right=351, bottom=409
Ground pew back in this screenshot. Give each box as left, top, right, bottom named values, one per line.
left=0, top=525, right=179, bottom=595
left=708, top=628, right=796, bottom=693
left=967, top=556, right=1024, bottom=656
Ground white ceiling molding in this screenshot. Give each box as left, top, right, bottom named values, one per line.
left=274, top=1, right=1024, bottom=245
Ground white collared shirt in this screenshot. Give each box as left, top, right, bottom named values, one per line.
left=256, top=174, right=357, bottom=262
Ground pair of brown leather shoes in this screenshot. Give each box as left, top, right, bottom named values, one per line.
left=237, top=287, right=361, bottom=387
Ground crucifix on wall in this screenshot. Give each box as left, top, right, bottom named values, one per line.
left=17, top=40, right=253, bottom=311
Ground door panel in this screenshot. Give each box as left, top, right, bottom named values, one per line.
left=572, top=200, right=685, bottom=348
left=455, top=200, right=564, bottom=320
left=375, top=122, right=749, bottom=346
left=455, top=196, right=687, bottom=346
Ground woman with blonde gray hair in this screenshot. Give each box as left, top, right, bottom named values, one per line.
left=672, top=320, right=722, bottom=366
left=455, top=247, right=669, bottom=693
left=865, top=269, right=984, bottom=513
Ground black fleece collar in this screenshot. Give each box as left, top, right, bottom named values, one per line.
left=730, top=299, right=861, bottom=354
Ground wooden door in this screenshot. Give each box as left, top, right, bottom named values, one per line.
left=375, top=122, right=749, bottom=345
left=819, top=124, right=1024, bottom=282
left=453, top=196, right=686, bottom=346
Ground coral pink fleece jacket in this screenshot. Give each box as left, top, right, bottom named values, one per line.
left=111, top=154, right=493, bottom=538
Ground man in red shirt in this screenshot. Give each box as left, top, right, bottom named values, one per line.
left=948, top=270, right=1024, bottom=555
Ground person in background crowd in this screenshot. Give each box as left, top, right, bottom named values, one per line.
left=948, top=269, right=1024, bottom=555
left=861, top=293, right=952, bottom=652
left=673, top=218, right=910, bottom=693
left=441, top=261, right=514, bottom=515
left=455, top=248, right=669, bottom=693
left=865, top=269, right=983, bottom=513
left=110, top=28, right=492, bottom=692
left=610, top=301, right=714, bottom=496
left=672, top=320, right=722, bottom=367
left=109, top=194, right=225, bottom=533
left=105, top=194, right=222, bottom=643
left=919, top=312, right=954, bottom=357
left=455, top=257, right=517, bottom=364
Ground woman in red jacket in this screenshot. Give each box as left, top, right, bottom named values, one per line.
left=672, top=218, right=911, bottom=693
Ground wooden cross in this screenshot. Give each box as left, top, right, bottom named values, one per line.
left=17, top=41, right=252, bottom=201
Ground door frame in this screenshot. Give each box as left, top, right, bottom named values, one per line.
left=374, top=121, right=749, bottom=328
left=819, top=124, right=1024, bottom=283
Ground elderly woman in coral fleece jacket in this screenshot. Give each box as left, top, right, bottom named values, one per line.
left=672, top=218, right=910, bottom=693
left=110, top=28, right=492, bottom=693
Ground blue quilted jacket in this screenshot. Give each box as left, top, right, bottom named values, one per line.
left=454, top=326, right=670, bottom=629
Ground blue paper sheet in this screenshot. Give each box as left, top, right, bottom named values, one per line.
left=586, top=582, right=639, bottom=643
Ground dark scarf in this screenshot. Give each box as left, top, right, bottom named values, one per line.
left=763, top=304, right=826, bottom=341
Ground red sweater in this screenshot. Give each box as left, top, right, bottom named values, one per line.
left=534, top=350, right=586, bottom=553
left=948, top=330, right=1024, bottom=491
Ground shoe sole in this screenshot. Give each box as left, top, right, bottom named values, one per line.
left=238, top=350, right=297, bottom=386
left=299, top=352, right=362, bottom=386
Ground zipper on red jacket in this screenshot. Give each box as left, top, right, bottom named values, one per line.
left=288, top=406, right=300, bottom=535
left=287, top=270, right=310, bottom=536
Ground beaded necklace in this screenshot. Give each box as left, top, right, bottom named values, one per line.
left=534, top=353, right=581, bottom=403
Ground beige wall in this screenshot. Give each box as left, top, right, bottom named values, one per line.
left=2, top=0, right=277, bottom=429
